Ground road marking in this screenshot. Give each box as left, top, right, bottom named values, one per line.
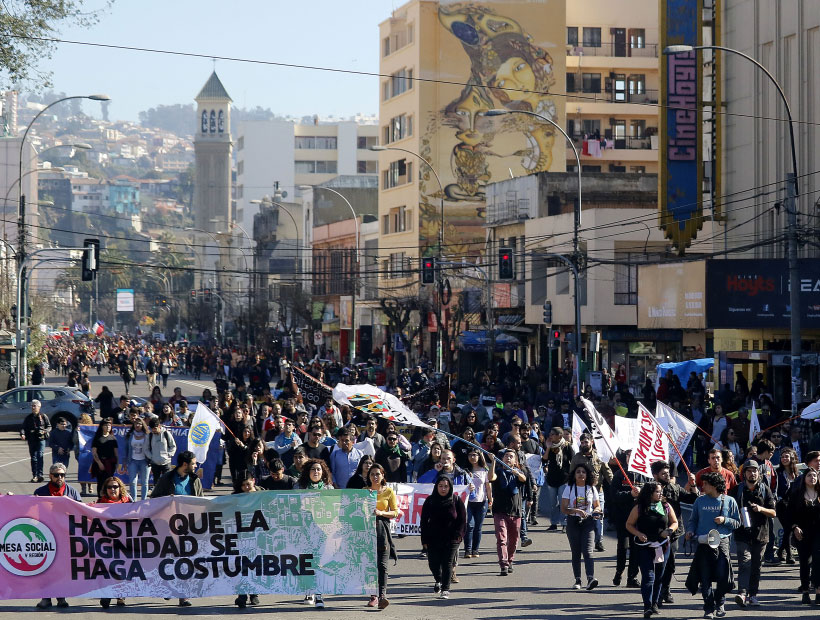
left=177, top=379, right=214, bottom=391
left=0, top=458, right=29, bottom=469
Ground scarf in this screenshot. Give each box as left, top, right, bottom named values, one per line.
left=428, top=475, right=454, bottom=507
left=307, top=481, right=325, bottom=490
left=650, top=500, right=665, bottom=517
left=550, top=438, right=568, bottom=468
left=47, top=483, right=66, bottom=497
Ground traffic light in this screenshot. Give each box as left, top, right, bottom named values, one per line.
left=551, top=328, right=561, bottom=349
left=81, top=238, right=99, bottom=281
left=498, top=248, right=514, bottom=280
left=161, top=297, right=168, bottom=306
left=542, top=301, right=552, bottom=324
left=421, top=258, right=435, bottom=285
left=204, top=288, right=212, bottom=303
left=190, top=290, right=197, bottom=301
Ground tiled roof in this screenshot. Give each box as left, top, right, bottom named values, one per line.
left=195, top=72, right=232, bottom=101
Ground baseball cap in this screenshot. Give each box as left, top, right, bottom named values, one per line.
left=742, top=459, right=760, bottom=470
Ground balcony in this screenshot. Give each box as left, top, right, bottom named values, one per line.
left=568, top=43, right=659, bottom=58
left=566, top=88, right=659, bottom=105
left=486, top=197, right=533, bottom=226
left=571, top=134, right=658, bottom=151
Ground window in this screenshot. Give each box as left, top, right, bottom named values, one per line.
left=357, top=136, right=378, bottom=150
left=295, top=160, right=337, bottom=174
left=581, top=165, right=602, bottom=173
left=383, top=23, right=414, bottom=56
left=628, top=74, right=646, bottom=95
left=236, top=160, right=244, bottom=176
left=357, top=160, right=378, bottom=174
left=392, top=206, right=408, bottom=233
left=630, top=166, right=646, bottom=173
left=237, top=184, right=243, bottom=198
left=582, top=73, right=601, bottom=93
left=582, top=27, right=601, bottom=47
left=388, top=252, right=408, bottom=279
left=614, top=253, right=638, bottom=305
left=567, top=27, right=578, bottom=46
left=382, top=215, right=390, bottom=235
left=612, top=74, right=626, bottom=102
left=609, top=164, right=626, bottom=172
left=629, top=120, right=646, bottom=137
left=384, top=68, right=413, bottom=100
left=385, top=114, right=413, bottom=143
left=581, top=119, right=601, bottom=136
left=566, top=73, right=577, bottom=92
left=382, top=158, right=413, bottom=189
left=237, top=136, right=244, bottom=151
left=295, top=136, right=337, bottom=149
left=629, top=29, right=646, bottom=49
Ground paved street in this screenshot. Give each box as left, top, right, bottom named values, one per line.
left=0, top=371, right=815, bottom=619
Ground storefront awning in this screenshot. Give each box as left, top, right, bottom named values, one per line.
left=458, top=330, right=520, bottom=353
left=322, top=319, right=340, bottom=333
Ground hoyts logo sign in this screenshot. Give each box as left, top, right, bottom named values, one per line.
left=726, top=275, right=775, bottom=297
left=0, top=518, right=57, bottom=576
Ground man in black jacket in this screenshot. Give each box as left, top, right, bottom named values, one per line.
left=375, top=432, right=410, bottom=483
left=541, top=427, right=574, bottom=530
left=610, top=454, right=640, bottom=588
left=21, top=399, right=50, bottom=482
left=652, top=459, right=699, bottom=605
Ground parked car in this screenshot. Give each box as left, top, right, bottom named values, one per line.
left=0, top=386, right=95, bottom=431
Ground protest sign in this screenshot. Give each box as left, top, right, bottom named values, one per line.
left=627, top=405, right=669, bottom=476
left=0, top=490, right=376, bottom=600
left=77, top=425, right=221, bottom=489
left=389, top=483, right=469, bottom=535
left=654, top=401, right=698, bottom=465
left=614, top=416, right=640, bottom=450
left=290, top=367, right=333, bottom=406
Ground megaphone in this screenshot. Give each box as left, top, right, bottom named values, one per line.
left=697, top=529, right=721, bottom=548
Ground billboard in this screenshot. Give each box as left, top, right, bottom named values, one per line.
left=706, top=259, right=820, bottom=329
left=417, top=1, right=566, bottom=257
left=659, top=0, right=703, bottom=253
left=116, top=288, right=134, bottom=312
left=638, top=261, right=706, bottom=329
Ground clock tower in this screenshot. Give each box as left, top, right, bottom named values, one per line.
left=193, top=71, right=232, bottom=233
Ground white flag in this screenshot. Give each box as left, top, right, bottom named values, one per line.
left=627, top=404, right=669, bottom=476
left=801, top=398, right=820, bottom=420
left=187, top=402, right=223, bottom=464
left=580, top=396, right=620, bottom=463
left=614, top=416, right=640, bottom=450
left=571, top=413, right=588, bottom=453
left=749, top=402, right=762, bottom=442
left=654, top=401, right=698, bottom=465
left=332, top=383, right=433, bottom=429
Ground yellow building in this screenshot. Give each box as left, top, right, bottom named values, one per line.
left=565, top=0, right=660, bottom=174
left=377, top=0, right=568, bottom=359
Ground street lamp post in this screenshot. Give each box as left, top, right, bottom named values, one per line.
left=300, top=186, right=359, bottom=366
left=482, top=109, right=583, bottom=396
left=15, top=94, right=108, bottom=384
left=370, top=145, right=446, bottom=374
left=664, top=44, right=802, bottom=414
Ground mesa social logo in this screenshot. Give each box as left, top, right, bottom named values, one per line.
left=190, top=422, right=211, bottom=446
left=0, top=518, right=57, bottom=576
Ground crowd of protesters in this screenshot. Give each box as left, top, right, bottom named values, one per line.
left=13, top=335, right=820, bottom=616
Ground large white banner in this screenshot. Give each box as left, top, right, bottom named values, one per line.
left=628, top=405, right=669, bottom=476
left=390, top=483, right=469, bottom=535
left=654, top=402, right=697, bottom=465
left=333, top=384, right=433, bottom=429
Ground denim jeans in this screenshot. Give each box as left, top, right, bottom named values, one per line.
left=541, top=484, right=566, bottom=526
left=594, top=494, right=605, bottom=544
left=128, top=459, right=150, bottom=501
left=637, top=543, right=669, bottom=607
left=565, top=516, right=596, bottom=580
left=465, top=501, right=487, bottom=553
left=28, top=440, right=46, bottom=478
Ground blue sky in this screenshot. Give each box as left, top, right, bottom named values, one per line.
left=44, top=0, right=388, bottom=122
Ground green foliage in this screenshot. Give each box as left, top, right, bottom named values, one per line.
left=0, top=1, right=111, bottom=88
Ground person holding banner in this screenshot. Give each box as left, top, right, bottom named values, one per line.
left=685, top=471, right=741, bottom=619
left=91, top=420, right=119, bottom=495
left=464, top=448, right=491, bottom=558
left=231, top=473, right=261, bottom=608
left=96, top=476, right=131, bottom=608
left=366, top=463, right=398, bottom=609
left=122, top=416, right=150, bottom=501
left=561, top=462, right=602, bottom=590
left=625, top=481, right=677, bottom=618
left=296, top=459, right=333, bottom=609
left=145, top=418, right=177, bottom=485
left=542, top=427, right=574, bottom=532
left=346, top=455, right=374, bottom=489
left=420, top=474, right=467, bottom=600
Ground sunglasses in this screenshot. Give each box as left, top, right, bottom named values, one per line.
left=312, top=433, right=323, bottom=438
left=51, top=472, right=66, bottom=477
left=106, top=485, right=120, bottom=490
left=387, top=436, right=398, bottom=441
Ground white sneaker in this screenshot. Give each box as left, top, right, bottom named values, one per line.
left=749, top=596, right=760, bottom=607
left=439, top=591, right=449, bottom=599
left=303, top=595, right=314, bottom=605
left=314, top=595, right=325, bottom=609
left=715, top=605, right=726, bottom=617
left=573, top=580, right=582, bottom=590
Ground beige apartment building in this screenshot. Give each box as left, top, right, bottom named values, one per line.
left=565, top=0, right=660, bottom=174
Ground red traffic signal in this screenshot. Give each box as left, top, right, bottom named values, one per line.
left=498, top=248, right=514, bottom=280
left=421, top=258, right=435, bottom=284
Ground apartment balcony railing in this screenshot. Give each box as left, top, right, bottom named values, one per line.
left=568, top=43, right=659, bottom=58
left=486, top=198, right=533, bottom=226
left=571, top=135, right=656, bottom=150
left=566, top=88, right=659, bottom=105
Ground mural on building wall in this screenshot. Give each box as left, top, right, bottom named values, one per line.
left=419, top=1, right=565, bottom=257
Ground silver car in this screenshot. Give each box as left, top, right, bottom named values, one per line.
left=0, top=386, right=95, bottom=431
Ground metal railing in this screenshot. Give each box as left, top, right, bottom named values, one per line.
left=565, top=88, right=659, bottom=104
left=570, top=135, right=655, bottom=151
left=567, top=42, right=659, bottom=58
left=486, top=198, right=533, bottom=225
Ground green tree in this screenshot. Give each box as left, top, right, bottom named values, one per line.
left=0, top=1, right=111, bottom=88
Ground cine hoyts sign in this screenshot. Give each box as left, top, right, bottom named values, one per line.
left=706, top=259, right=820, bottom=329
